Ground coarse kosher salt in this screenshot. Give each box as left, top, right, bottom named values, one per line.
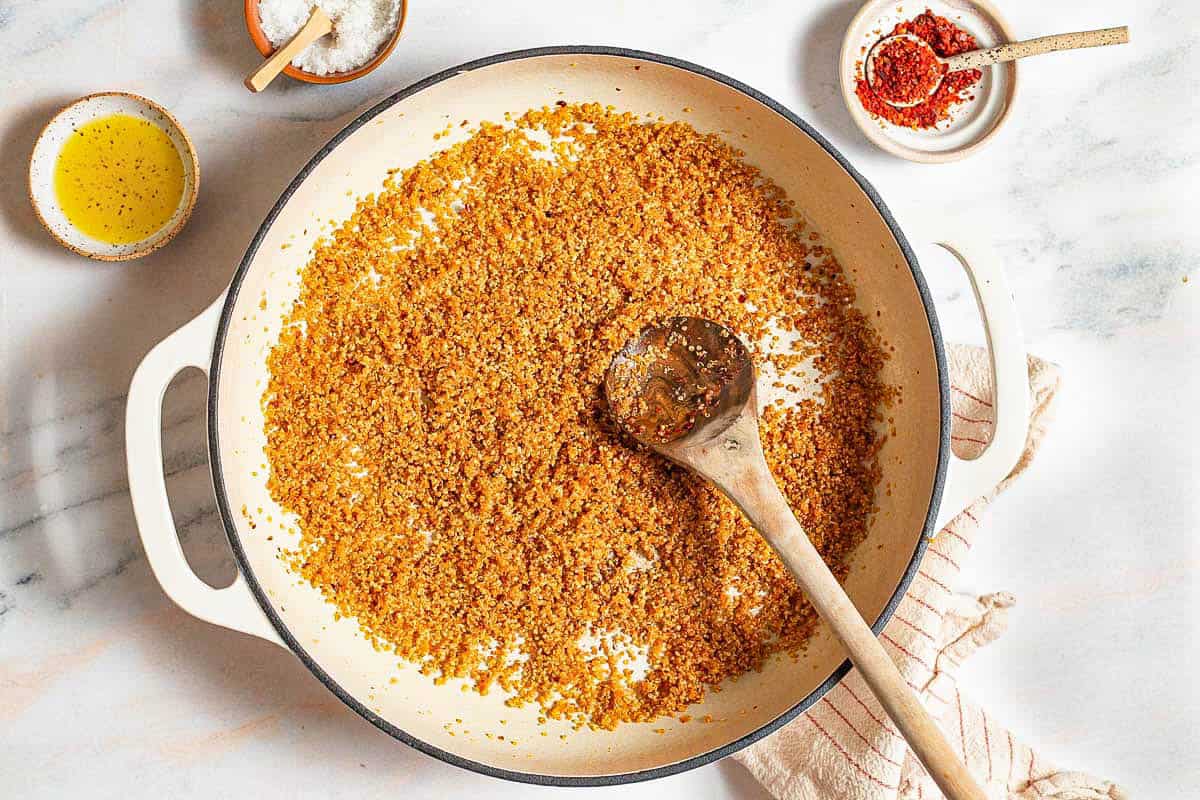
left=258, top=0, right=401, bottom=76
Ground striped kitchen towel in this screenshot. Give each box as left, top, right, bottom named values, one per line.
left=733, top=344, right=1125, bottom=800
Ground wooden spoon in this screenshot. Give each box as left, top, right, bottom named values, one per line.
left=245, top=7, right=333, bottom=93
left=605, top=317, right=986, bottom=800
left=868, top=25, right=1129, bottom=107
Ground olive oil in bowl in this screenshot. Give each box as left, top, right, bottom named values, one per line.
left=53, top=113, right=186, bottom=245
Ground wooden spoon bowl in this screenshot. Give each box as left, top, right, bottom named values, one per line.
left=243, top=0, right=408, bottom=85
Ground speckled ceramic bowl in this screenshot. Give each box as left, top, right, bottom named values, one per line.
left=840, top=0, right=1019, bottom=163
left=243, top=0, right=408, bottom=85
left=28, top=92, right=199, bottom=261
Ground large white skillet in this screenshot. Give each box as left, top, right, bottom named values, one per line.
left=126, top=47, right=1029, bottom=785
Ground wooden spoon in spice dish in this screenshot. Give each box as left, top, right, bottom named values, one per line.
left=605, top=317, right=988, bottom=800
left=245, top=7, right=333, bottom=93
left=867, top=25, right=1129, bottom=107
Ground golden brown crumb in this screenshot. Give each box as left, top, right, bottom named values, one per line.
left=264, top=103, right=890, bottom=730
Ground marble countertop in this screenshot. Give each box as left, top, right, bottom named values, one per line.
left=2, top=1, right=1196, bottom=796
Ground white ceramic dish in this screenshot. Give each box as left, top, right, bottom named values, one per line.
left=28, top=92, right=199, bottom=261
left=126, top=48, right=1029, bottom=784
left=840, top=0, right=1018, bottom=163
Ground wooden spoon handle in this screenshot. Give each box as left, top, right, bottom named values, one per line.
left=244, top=8, right=334, bottom=93
left=733, top=471, right=986, bottom=800
left=680, top=412, right=986, bottom=800
left=943, top=26, right=1129, bottom=72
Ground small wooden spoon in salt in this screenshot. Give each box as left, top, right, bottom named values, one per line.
left=867, top=25, right=1129, bottom=107
left=245, top=7, right=333, bottom=93
left=606, top=317, right=987, bottom=800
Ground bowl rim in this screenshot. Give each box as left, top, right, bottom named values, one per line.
left=243, top=0, right=409, bottom=85
left=838, top=0, right=1020, bottom=163
left=206, top=45, right=950, bottom=786
left=27, top=91, right=201, bottom=262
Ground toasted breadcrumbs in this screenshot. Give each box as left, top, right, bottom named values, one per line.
left=264, top=103, right=891, bottom=729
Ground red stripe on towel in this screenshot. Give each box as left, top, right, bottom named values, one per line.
left=1007, top=730, right=1015, bottom=786
left=808, top=715, right=898, bottom=791
left=926, top=547, right=962, bottom=571
left=940, top=527, right=972, bottom=548
left=890, top=613, right=937, bottom=642
left=952, top=435, right=991, bottom=445
left=918, top=569, right=953, bottom=594
left=843, top=682, right=899, bottom=738
left=883, top=633, right=935, bottom=673
left=983, top=709, right=994, bottom=781
left=905, top=593, right=941, bottom=616
left=957, top=692, right=968, bottom=761
left=952, top=385, right=993, bottom=407
left=822, top=698, right=903, bottom=767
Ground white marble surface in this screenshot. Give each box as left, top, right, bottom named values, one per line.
left=2, top=1, right=1197, bottom=796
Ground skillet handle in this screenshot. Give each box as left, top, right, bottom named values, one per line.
left=932, top=240, right=1030, bottom=532
left=126, top=297, right=284, bottom=647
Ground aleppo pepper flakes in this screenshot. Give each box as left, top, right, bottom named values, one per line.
left=855, top=9, right=982, bottom=130
left=870, top=36, right=944, bottom=106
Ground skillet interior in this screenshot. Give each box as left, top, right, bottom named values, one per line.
left=209, top=48, right=945, bottom=784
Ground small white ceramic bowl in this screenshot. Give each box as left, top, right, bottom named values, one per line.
left=28, top=92, right=200, bottom=261
left=839, top=0, right=1018, bottom=163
